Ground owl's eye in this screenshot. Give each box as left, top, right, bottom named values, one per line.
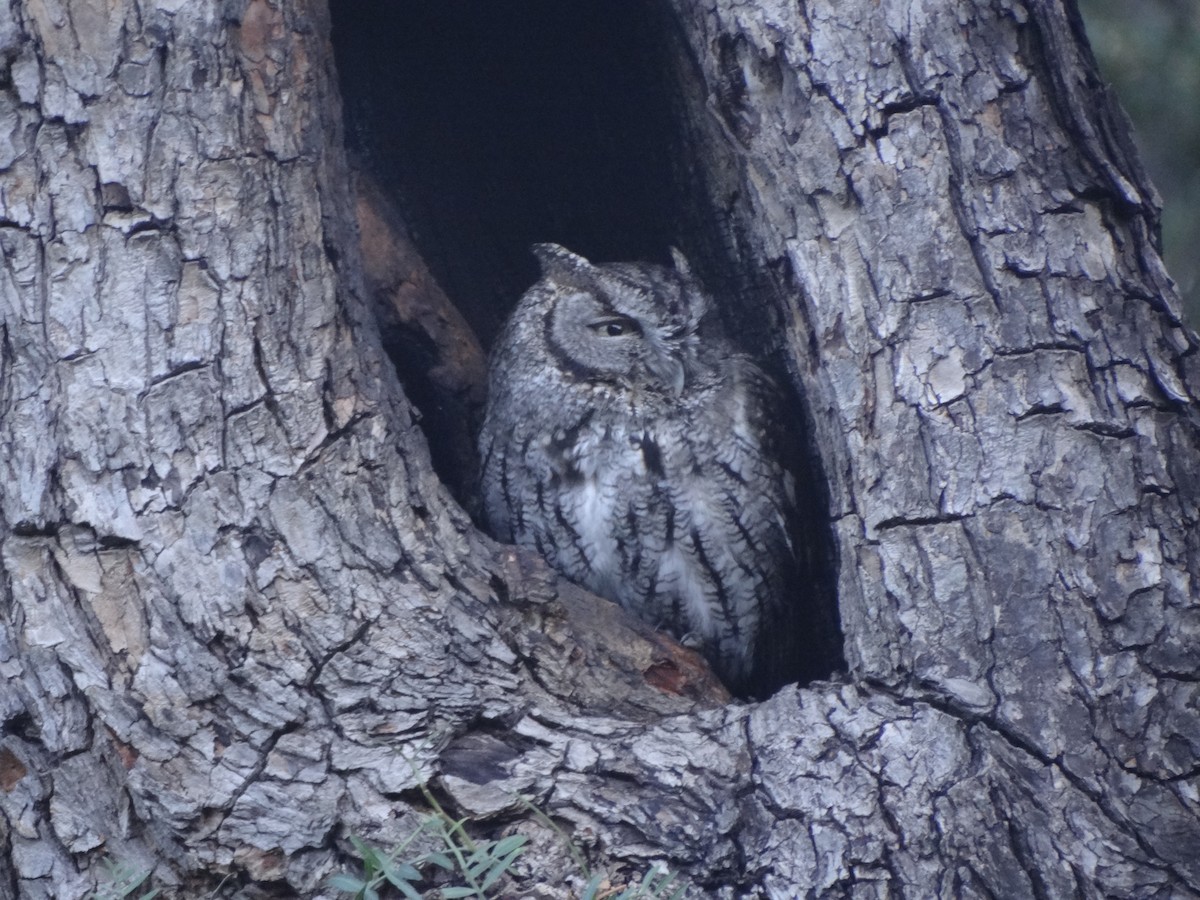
left=591, top=317, right=641, bottom=337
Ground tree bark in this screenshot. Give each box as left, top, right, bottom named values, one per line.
left=1, top=0, right=1198, bottom=899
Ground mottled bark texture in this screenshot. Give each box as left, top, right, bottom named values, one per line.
left=0, top=0, right=1197, bottom=898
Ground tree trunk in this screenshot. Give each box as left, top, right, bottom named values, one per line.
left=2, top=0, right=1198, bottom=898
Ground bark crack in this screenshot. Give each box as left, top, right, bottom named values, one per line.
left=876, top=679, right=1194, bottom=889
left=893, top=38, right=1005, bottom=314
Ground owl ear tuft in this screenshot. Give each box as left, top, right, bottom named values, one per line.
left=531, top=243, right=592, bottom=277
left=669, top=246, right=693, bottom=279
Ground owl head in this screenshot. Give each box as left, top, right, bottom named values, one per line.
left=531, top=243, right=708, bottom=397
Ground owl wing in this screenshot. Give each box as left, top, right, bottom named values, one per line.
left=639, top=354, right=795, bottom=693
left=729, top=355, right=841, bottom=696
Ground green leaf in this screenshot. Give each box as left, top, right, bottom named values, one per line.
left=642, top=868, right=681, bottom=899
left=580, top=873, right=609, bottom=900
left=465, top=846, right=496, bottom=880
left=479, top=842, right=526, bottom=890
left=348, top=835, right=383, bottom=875
left=642, top=866, right=672, bottom=889
left=580, top=872, right=606, bottom=900
left=492, top=835, right=528, bottom=857
left=326, top=873, right=367, bottom=893
left=440, top=887, right=482, bottom=898
left=424, top=851, right=456, bottom=871
left=377, top=857, right=422, bottom=885
left=479, top=864, right=511, bottom=891
left=392, top=879, right=424, bottom=900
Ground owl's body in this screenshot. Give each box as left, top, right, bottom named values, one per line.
left=478, top=245, right=796, bottom=695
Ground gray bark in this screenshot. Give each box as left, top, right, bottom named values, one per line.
left=1, top=0, right=1198, bottom=899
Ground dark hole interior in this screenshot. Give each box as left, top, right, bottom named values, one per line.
left=332, top=0, right=682, bottom=345
left=331, top=0, right=845, bottom=696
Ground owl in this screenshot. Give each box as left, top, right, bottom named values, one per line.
left=478, top=244, right=799, bottom=697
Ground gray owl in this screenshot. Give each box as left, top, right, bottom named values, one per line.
left=478, top=244, right=798, bottom=696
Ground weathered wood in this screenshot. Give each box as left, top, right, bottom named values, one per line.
left=0, top=0, right=1197, bottom=897
left=354, top=168, right=488, bottom=505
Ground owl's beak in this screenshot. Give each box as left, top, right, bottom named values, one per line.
left=648, top=351, right=687, bottom=398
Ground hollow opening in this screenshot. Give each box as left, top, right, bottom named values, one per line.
left=331, top=0, right=844, bottom=695
left=333, top=0, right=681, bottom=345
